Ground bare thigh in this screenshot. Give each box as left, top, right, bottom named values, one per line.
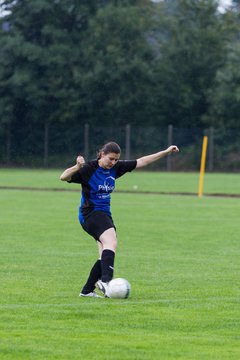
left=98, top=227, right=117, bottom=256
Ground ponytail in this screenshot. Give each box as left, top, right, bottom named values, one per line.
left=97, top=142, right=121, bottom=159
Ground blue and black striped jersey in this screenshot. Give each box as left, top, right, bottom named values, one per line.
left=68, top=159, right=137, bottom=224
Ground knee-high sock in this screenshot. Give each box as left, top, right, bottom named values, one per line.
left=101, top=249, right=115, bottom=283
left=81, top=259, right=102, bottom=294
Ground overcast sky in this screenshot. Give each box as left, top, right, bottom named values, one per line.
left=0, top=1, right=234, bottom=17
left=151, top=0, right=232, bottom=9
left=220, top=0, right=232, bottom=6
left=219, top=0, right=232, bottom=11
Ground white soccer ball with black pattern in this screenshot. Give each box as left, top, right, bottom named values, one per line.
left=108, top=278, right=131, bottom=299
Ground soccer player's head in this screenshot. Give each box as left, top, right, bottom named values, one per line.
left=98, top=142, right=121, bottom=169
left=98, top=142, right=121, bottom=158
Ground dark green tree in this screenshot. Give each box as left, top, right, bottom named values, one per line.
left=79, top=3, right=155, bottom=126
left=0, top=0, right=99, bottom=164
left=0, top=0, right=237, bottom=166
left=205, top=1, right=240, bottom=129
left=0, top=0, right=155, bottom=164
left=149, top=0, right=226, bottom=127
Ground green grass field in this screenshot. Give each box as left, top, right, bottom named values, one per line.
left=1, top=170, right=240, bottom=359
left=0, top=168, right=240, bottom=195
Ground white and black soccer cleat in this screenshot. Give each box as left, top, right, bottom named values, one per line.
left=79, top=291, right=102, bottom=298
left=96, top=280, right=110, bottom=298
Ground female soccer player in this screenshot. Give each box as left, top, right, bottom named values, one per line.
left=60, top=142, right=179, bottom=297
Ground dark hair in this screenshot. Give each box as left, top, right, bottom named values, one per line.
left=97, top=142, right=121, bottom=158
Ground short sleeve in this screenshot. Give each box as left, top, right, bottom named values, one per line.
left=67, top=170, right=83, bottom=184
left=67, top=161, right=97, bottom=184
left=115, top=160, right=137, bottom=179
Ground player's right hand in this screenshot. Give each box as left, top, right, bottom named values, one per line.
left=76, top=155, right=85, bottom=169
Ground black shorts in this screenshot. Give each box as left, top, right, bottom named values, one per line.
left=81, top=211, right=116, bottom=241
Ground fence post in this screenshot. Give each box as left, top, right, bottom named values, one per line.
left=44, top=121, right=49, bottom=167
left=208, top=126, right=214, bottom=172
left=84, top=123, right=89, bottom=159
left=6, top=122, right=11, bottom=165
left=167, top=124, right=173, bottom=171
left=125, top=124, right=131, bottom=159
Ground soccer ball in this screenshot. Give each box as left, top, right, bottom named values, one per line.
left=108, top=278, right=131, bottom=299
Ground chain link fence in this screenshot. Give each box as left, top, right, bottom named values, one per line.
left=0, top=123, right=239, bottom=172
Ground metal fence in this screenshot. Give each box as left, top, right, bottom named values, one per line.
left=0, top=123, right=239, bottom=172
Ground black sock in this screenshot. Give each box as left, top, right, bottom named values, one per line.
left=101, top=249, right=115, bottom=283
left=81, top=259, right=102, bottom=294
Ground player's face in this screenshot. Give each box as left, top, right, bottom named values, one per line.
left=99, top=152, right=120, bottom=169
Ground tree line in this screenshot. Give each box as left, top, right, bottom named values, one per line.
left=0, top=0, right=240, bottom=165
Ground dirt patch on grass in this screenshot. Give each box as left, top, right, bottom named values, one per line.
left=1, top=186, right=240, bottom=198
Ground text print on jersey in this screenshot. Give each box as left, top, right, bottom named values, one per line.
left=98, top=176, right=115, bottom=192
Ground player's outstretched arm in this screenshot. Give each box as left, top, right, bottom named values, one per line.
left=136, top=145, right=179, bottom=169
left=60, top=155, right=85, bottom=181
